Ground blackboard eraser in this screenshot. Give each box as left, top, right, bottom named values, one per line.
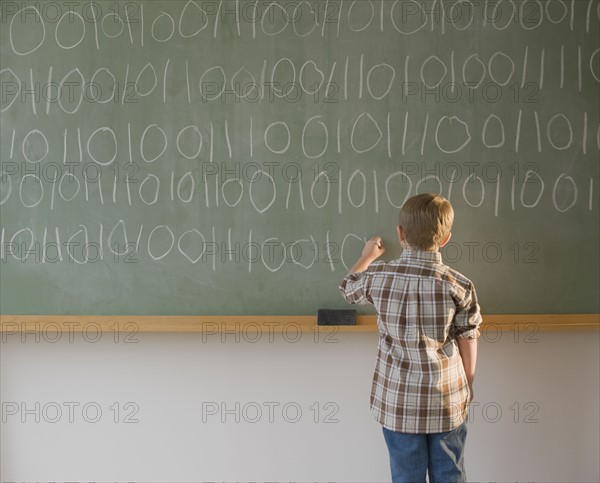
left=317, top=309, right=356, bottom=326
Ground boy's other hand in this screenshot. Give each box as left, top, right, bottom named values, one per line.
left=362, top=236, right=385, bottom=261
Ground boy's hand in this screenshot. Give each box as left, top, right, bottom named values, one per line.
left=362, top=236, right=385, bottom=261
left=349, top=236, right=385, bottom=273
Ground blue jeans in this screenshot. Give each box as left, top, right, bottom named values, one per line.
left=382, top=420, right=468, bottom=483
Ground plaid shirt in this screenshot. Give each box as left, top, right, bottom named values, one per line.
left=339, top=247, right=482, bottom=434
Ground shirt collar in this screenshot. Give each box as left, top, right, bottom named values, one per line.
left=399, top=244, right=442, bottom=263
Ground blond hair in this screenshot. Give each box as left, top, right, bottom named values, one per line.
left=398, top=193, right=454, bottom=250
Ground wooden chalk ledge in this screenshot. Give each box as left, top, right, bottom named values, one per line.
left=0, top=314, right=598, bottom=333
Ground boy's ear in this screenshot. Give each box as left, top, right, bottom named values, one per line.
left=397, top=225, right=405, bottom=242
left=439, top=231, right=452, bottom=247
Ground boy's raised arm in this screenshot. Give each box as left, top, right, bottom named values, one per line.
left=339, top=236, right=385, bottom=305
left=349, top=236, right=385, bottom=273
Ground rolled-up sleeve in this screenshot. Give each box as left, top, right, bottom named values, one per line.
left=452, top=282, right=483, bottom=339
left=339, top=263, right=381, bottom=305
left=339, top=271, right=369, bottom=304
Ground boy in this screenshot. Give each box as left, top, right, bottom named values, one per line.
left=339, top=193, right=482, bottom=483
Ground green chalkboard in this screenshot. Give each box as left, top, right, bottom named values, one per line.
left=1, top=0, right=599, bottom=315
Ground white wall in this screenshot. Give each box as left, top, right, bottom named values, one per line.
left=1, top=327, right=599, bottom=482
